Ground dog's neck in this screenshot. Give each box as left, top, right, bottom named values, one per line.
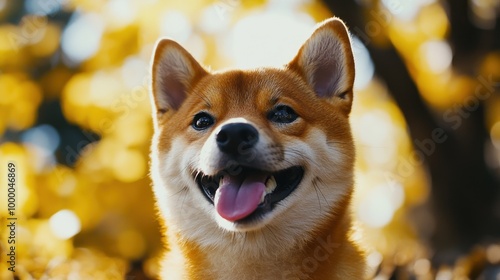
left=161, top=197, right=365, bottom=280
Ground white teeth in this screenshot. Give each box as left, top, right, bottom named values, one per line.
left=260, top=176, right=277, bottom=204
left=260, top=191, right=266, bottom=204
left=219, top=176, right=223, bottom=186
left=265, top=176, right=277, bottom=194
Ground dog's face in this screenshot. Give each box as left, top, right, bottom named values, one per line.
left=150, top=18, right=355, bottom=250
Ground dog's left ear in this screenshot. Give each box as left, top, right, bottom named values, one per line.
left=288, top=18, right=355, bottom=112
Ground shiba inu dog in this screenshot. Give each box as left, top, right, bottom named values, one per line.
left=149, top=17, right=365, bottom=279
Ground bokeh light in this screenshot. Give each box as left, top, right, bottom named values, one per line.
left=61, top=12, right=105, bottom=64
left=21, top=124, right=60, bottom=154
left=229, top=10, right=315, bottom=68
left=49, top=209, right=82, bottom=239
left=419, top=40, right=452, bottom=73
left=352, top=37, right=375, bottom=90
left=381, top=0, right=436, bottom=21
left=0, top=0, right=498, bottom=279
left=160, top=10, right=192, bottom=43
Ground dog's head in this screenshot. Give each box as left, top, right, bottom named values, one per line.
left=150, top=18, right=355, bottom=249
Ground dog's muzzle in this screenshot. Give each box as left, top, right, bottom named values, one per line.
left=194, top=122, right=304, bottom=223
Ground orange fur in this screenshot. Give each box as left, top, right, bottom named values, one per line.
left=150, top=18, right=366, bottom=279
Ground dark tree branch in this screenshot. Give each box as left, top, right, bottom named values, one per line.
left=446, top=0, right=481, bottom=54
left=445, top=0, right=500, bottom=71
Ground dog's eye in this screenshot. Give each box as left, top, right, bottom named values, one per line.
left=192, top=112, right=215, bottom=130
left=268, top=105, right=298, bottom=124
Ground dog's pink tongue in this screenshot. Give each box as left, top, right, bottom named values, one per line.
left=215, top=174, right=266, bottom=222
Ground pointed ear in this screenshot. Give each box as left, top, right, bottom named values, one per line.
left=288, top=18, right=355, bottom=105
left=151, top=39, right=208, bottom=113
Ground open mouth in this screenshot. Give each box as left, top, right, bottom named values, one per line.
left=195, top=166, right=304, bottom=223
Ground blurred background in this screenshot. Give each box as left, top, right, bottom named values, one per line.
left=0, top=0, right=499, bottom=279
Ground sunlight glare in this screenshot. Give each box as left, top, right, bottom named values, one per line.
left=352, top=37, right=375, bottom=89
left=267, top=0, right=312, bottom=10
left=61, top=12, right=105, bottom=64
left=121, top=56, right=149, bottom=89
left=366, top=251, right=383, bottom=268
left=90, top=71, right=122, bottom=107
left=486, top=244, right=500, bottom=264
left=21, top=124, right=59, bottom=172
left=21, top=124, right=60, bottom=154
left=200, top=5, right=231, bottom=34
left=358, top=188, right=394, bottom=228
left=357, top=183, right=404, bottom=228
left=435, top=268, right=453, bottom=280
left=354, top=110, right=396, bottom=165
left=419, top=40, right=452, bottom=73
left=160, top=10, right=192, bottom=43
left=106, top=0, right=136, bottom=27
left=414, top=259, right=431, bottom=276
left=471, top=0, right=497, bottom=29
left=21, top=124, right=61, bottom=172
left=112, top=149, right=146, bottom=182
left=49, top=209, right=82, bottom=239
left=381, top=0, right=436, bottom=21
left=229, top=11, right=315, bottom=68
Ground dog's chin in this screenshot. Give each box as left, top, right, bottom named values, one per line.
left=194, top=166, right=304, bottom=232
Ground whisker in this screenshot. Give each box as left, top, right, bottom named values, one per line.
left=264, top=225, right=279, bottom=245
left=313, top=177, right=328, bottom=208
left=168, top=186, right=188, bottom=198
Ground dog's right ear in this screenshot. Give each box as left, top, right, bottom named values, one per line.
left=287, top=18, right=355, bottom=114
left=151, top=39, right=208, bottom=114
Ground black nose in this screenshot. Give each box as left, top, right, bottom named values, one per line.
left=216, top=123, right=259, bottom=156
